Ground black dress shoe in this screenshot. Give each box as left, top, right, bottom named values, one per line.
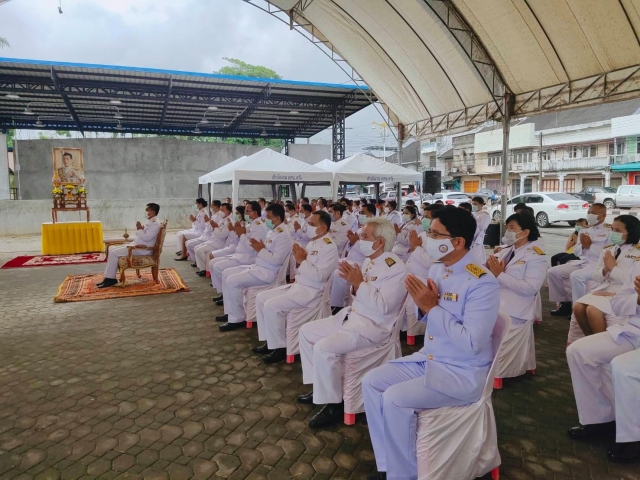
left=331, top=306, right=343, bottom=316
left=175, top=251, right=182, bottom=256
left=215, top=314, right=228, bottom=322
left=191, top=263, right=197, bottom=268
left=252, top=343, right=272, bottom=355
left=551, top=302, right=572, bottom=316
left=365, top=473, right=387, bottom=480
left=174, top=256, right=188, bottom=261
left=212, top=295, right=223, bottom=302
left=97, top=278, right=118, bottom=289
left=263, top=348, right=287, bottom=364
left=607, top=442, right=640, bottom=463
left=309, top=403, right=344, bottom=428
left=297, top=390, right=314, bottom=404
left=568, top=422, right=615, bottom=440
left=215, top=299, right=224, bottom=306
left=197, top=271, right=207, bottom=277
left=219, top=321, right=245, bottom=332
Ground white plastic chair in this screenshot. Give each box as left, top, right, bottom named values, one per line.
left=342, top=299, right=407, bottom=425
left=244, top=255, right=291, bottom=328
left=284, top=276, right=333, bottom=363
left=493, top=317, right=535, bottom=389
left=415, top=311, right=511, bottom=480
left=405, top=295, right=426, bottom=345
left=534, top=292, right=542, bottom=326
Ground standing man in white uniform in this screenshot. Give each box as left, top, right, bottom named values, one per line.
left=216, top=204, right=293, bottom=331
left=548, top=203, right=611, bottom=316
left=361, top=206, right=500, bottom=480
left=297, top=218, right=407, bottom=429
left=253, top=211, right=339, bottom=363
left=471, top=196, right=491, bottom=265
left=97, top=203, right=162, bottom=289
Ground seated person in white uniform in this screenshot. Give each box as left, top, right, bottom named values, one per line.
left=329, top=203, right=377, bottom=312
left=253, top=211, right=339, bottom=363
left=210, top=201, right=267, bottom=304
left=362, top=206, right=501, bottom=480
left=98, top=203, right=162, bottom=289
left=296, top=218, right=407, bottom=429
left=385, top=200, right=402, bottom=227
left=391, top=205, right=423, bottom=262
left=572, top=215, right=640, bottom=337
left=184, top=200, right=222, bottom=265
left=175, top=198, right=208, bottom=260
left=328, top=204, right=351, bottom=254
left=216, top=203, right=293, bottom=331
left=567, top=263, right=640, bottom=463
left=290, top=204, right=313, bottom=248
left=486, top=212, right=548, bottom=379
left=258, top=198, right=267, bottom=220
left=284, top=203, right=297, bottom=225
left=204, top=205, right=245, bottom=277
left=548, top=203, right=611, bottom=316
left=193, top=202, right=234, bottom=276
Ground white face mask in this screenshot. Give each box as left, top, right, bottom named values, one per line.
left=501, top=230, right=523, bottom=246
left=384, top=207, right=391, bottom=214
left=425, top=236, right=454, bottom=261
left=587, top=213, right=600, bottom=226
left=359, top=239, right=377, bottom=257
left=285, top=212, right=291, bottom=219
left=402, top=214, right=411, bottom=223
left=305, top=223, right=321, bottom=237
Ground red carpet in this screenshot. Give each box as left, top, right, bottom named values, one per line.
left=1, top=253, right=106, bottom=269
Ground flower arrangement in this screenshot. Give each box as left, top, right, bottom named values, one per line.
left=52, top=187, right=63, bottom=195
left=77, top=187, right=87, bottom=195
left=64, top=184, right=75, bottom=190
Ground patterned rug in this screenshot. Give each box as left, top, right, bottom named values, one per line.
left=54, top=268, right=189, bottom=303
left=2, top=253, right=106, bottom=269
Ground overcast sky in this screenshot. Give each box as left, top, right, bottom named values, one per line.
left=0, top=0, right=392, bottom=155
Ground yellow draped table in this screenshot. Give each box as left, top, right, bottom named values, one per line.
left=41, top=221, right=104, bottom=255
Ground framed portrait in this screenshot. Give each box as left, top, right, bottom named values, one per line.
left=52, top=147, right=85, bottom=185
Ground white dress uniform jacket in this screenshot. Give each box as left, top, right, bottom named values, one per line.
left=329, top=229, right=367, bottom=308
left=256, top=233, right=339, bottom=349
left=392, top=220, right=423, bottom=262
left=176, top=208, right=207, bottom=246
left=330, top=216, right=351, bottom=254
left=292, top=216, right=312, bottom=248
left=471, top=209, right=490, bottom=264
left=385, top=210, right=402, bottom=227
left=361, top=251, right=500, bottom=479
left=194, top=214, right=233, bottom=271
left=104, top=216, right=161, bottom=279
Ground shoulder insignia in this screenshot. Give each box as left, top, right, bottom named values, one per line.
left=277, top=227, right=283, bottom=233
left=323, top=237, right=332, bottom=244
left=385, top=257, right=396, bottom=267
left=604, top=243, right=614, bottom=249
left=341, top=222, right=346, bottom=226
left=533, top=246, right=545, bottom=255
left=605, top=223, right=612, bottom=228
left=466, top=263, right=487, bottom=278
left=255, top=221, right=261, bottom=225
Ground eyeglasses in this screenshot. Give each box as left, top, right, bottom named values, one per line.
left=426, top=229, right=454, bottom=239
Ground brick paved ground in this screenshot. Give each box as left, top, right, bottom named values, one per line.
left=0, top=231, right=638, bottom=480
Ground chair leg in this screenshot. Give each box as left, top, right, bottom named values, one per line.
left=344, top=413, right=356, bottom=425
left=491, top=467, right=500, bottom=480
left=119, top=269, right=126, bottom=287
left=534, top=320, right=541, bottom=326
left=493, top=378, right=503, bottom=390
left=152, top=267, right=159, bottom=284
left=286, top=355, right=295, bottom=364
left=407, top=335, right=415, bottom=346
left=205, top=270, right=210, bottom=278
left=246, top=321, right=253, bottom=328
left=527, top=369, right=535, bottom=375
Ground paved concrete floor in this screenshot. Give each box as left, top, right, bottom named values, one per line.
left=0, top=229, right=638, bottom=480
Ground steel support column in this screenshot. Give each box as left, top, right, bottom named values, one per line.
left=331, top=104, right=345, bottom=161
left=500, top=94, right=514, bottom=237
left=396, top=124, right=405, bottom=211
left=51, top=67, right=83, bottom=133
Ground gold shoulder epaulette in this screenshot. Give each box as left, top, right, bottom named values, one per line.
left=533, top=246, right=545, bottom=255
left=604, top=223, right=612, bottom=228
left=604, top=243, right=614, bottom=249
left=323, top=237, right=332, bottom=244
left=385, top=257, right=396, bottom=267
left=277, top=227, right=283, bottom=233
left=634, top=244, right=640, bottom=250
left=466, top=263, right=487, bottom=278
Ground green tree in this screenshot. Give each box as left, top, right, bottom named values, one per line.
left=215, top=57, right=281, bottom=80
left=5, top=129, right=14, bottom=148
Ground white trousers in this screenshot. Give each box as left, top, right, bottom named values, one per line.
left=103, top=245, right=150, bottom=279
left=298, top=315, right=376, bottom=404
left=256, top=283, right=323, bottom=349
left=547, top=263, right=581, bottom=303
left=210, top=257, right=242, bottom=292
left=176, top=231, right=200, bottom=249
left=329, top=260, right=359, bottom=307
left=566, top=332, right=634, bottom=428
left=471, top=243, right=486, bottom=265
left=222, top=266, right=269, bottom=323
left=570, top=266, right=596, bottom=304
left=362, top=362, right=470, bottom=478
left=195, top=243, right=216, bottom=271
left=611, top=349, right=640, bottom=443
left=186, top=238, right=206, bottom=261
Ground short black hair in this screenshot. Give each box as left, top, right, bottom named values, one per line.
left=387, top=200, right=397, bottom=210
left=212, top=200, right=221, bottom=208
left=248, top=201, right=261, bottom=217
left=146, top=203, right=160, bottom=215
left=435, top=200, right=444, bottom=205
left=301, top=203, right=313, bottom=214
left=431, top=205, right=476, bottom=250
left=514, top=202, right=527, bottom=212
left=406, top=199, right=415, bottom=206
left=266, top=203, right=285, bottom=221
left=313, top=211, right=332, bottom=231
left=425, top=203, right=444, bottom=213
left=330, top=204, right=346, bottom=215
left=318, top=198, right=328, bottom=208
left=458, top=202, right=472, bottom=212
left=285, top=203, right=296, bottom=212
left=196, top=198, right=207, bottom=208
left=614, top=214, right=640, bottom=245
left=376, top=199, right=385, bottom=206
left=363, top=203, right=377, bottom=216
left=235, top=205, right=245, bottom=217
left=220, top=202, right=232, bottom=213
left=342, top=198, right=352, bottom=207
left=471, top=196, right=485, bottom=205
left=505, top=212, right=541, bottom=241
left=403, top=205, right=417, bottom=219
left=301, top=197, right=309, bottom=203
left=62, top=152, right=72, bottom=159
left=258, top=197, right=266, bottom=204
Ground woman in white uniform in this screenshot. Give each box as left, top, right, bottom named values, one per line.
left=391, top=205, right=423, bottom=262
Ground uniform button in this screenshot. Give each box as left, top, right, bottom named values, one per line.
left=428, top=355, right=433, bottom=360
left=429, top=336, right=434, bottom=340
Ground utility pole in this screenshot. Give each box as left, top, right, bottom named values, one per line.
left=538, top=132, right=543, bottom=191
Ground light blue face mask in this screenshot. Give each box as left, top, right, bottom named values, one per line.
left=244, top=214, right=251, bottom=222
left=358, top=214, right=367, bottom=224
left=265, top=219, right=275, bottom=230
left=471, top=205, right=479, bottom=212
left=574, top=225, right=582, bottom=234
left=421, top=218, right=431, bottom=231
left=234, top=213, right=241, bottom=222
left=609, top=231, right=625, bottom=245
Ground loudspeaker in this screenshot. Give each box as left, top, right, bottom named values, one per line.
left=422, top=171, right=441, bottom=194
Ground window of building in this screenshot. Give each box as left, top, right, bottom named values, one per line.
left=486, top=180, right=500, bottom=190
left=582, top=178, right=604, bottom=187
left=564, top=179, right=576, bottom=193
left=511, top=151, right=532, bottom=164
left=488, top=154, right=501, bottom=167
left=278, top=185, right=290, bottom=198
left=542, top=179, right=558, bottom=192
left=540, top=150, right=550, bottom=161
left=569, top=146, right=578, bottom=158
left=610, top=177, right=623, bottom=189
left=582, top=146, right=590, bottom=158
left=429, top=155, right=436, bottom=168
left=590, top=145, right=598, bottom=157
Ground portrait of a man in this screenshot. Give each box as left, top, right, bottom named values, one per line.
left=53, top=148, right=85, bottom=184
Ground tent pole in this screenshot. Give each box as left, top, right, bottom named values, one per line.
left=272, top=184, right=277, bottom=201
left=396, top=125, right=404, bottom=211
left=301, top=184, right=306, bottom=199
left=290, top=182, right=297, bottom=203
left=500, top=94, right=513, bottom=238
left=207, top=182, right=212, bottom=206
left=374, top=183, right=380, bottom=204
left=198, top=184, right=203, bottom=198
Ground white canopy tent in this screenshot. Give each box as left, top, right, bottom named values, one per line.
left=315, top=153, right=422, bottom=201
left=198, top=149, right=334, bottom=206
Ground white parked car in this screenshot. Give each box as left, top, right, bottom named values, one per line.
left=489, top=192, right=589, bottom=228
left=422, top=191, right=472, bottom=207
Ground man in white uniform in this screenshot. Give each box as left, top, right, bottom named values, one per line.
left=186, top=200, right=222, bottom=265
left=211, top=202, right=267, bottom=303
left=216, top=204, right=293, bottom=331
left=471, top=196, right=491, bottom=265
left=175, top=198, right=208, bottom=260
left=253, top=211, right=339, bottom=363
left=328, top=204, right=351, bottom=254
left=362, top=206, right=500, bottom=480
left=297, top=217, right=407, bottom=428
left=97, top=203, right=162, bottom=288
left=385, top=200, right=402, bottom=227
left=548, top=203, right=611, bottom=316
left=291, top=204, right=313, bottom=248
left=566, top=263, right=640, bottom=463
left=194, top=203, right=233, bottom=275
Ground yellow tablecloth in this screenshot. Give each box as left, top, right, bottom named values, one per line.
left=41, top=221, right=104, bottom=255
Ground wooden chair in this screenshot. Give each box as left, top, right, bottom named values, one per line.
left=117, top=221, right=168, bottom=286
